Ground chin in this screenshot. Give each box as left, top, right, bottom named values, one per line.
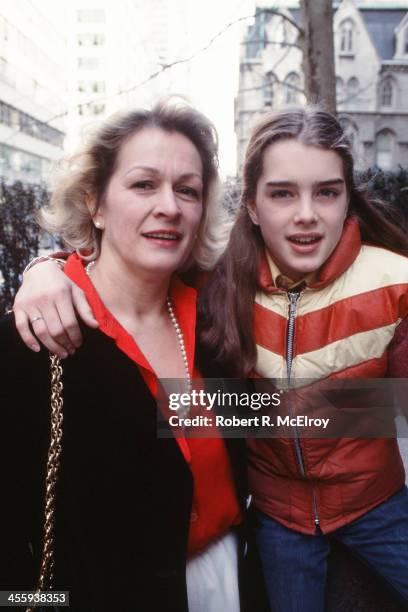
left=132, top=258, right=180, bottom=278
left=150, top=263, right=181, bottom=276
left=288, top=265, right=318, bottom=281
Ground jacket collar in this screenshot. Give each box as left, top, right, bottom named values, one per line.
left=258, top=217, right=362, bottom=294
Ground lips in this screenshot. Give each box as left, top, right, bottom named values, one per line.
left=142, top=230, right=182, bottom=241
left=287, top=233, right=322, bottom=245
left=287, top=233, right=323, bottom=255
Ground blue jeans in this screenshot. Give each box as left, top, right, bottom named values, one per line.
left=252, top=486, right=408, bottom=612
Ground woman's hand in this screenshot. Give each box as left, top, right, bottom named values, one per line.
left=13, top=260, right=98, bottom=357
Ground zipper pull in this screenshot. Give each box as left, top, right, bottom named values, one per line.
left=288, top=291, right=299, bottom=313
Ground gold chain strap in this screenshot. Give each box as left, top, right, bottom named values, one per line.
left=27, top=353, right=64, bottom=612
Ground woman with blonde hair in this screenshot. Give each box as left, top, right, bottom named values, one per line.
left=0, top=101, right=246, bottom=612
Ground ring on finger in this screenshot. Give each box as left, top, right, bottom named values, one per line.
left=31, top=316, right=44, bottom=324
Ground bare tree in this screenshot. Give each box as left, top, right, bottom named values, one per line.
left=300, top=0, right=337, bottom=113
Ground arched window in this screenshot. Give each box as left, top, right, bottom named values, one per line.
left=264, top=72, right=276, bottom=107
left=347, top=77, right=359, bottom=100
left=336, top=77, right=344, bottom=102
left=340, top=19, right=355, bottom=53
left=379, top=78, right=394, bottom=107
left=375, top=129, right=394, bottom=170
left=284, top=72, right=300, bottom=105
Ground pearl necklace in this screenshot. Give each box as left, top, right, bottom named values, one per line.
left=85, top=261, right=192, bottom=397
left=165, top=296, right=192, bottom=395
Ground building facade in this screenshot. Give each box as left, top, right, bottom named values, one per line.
left=64, top=0, right=192, bottom=153
left=235, top=0, right=408, bottom=171
left=0, top=0, right=193, bottom=181
left=0, top=1, right=67, bottom=183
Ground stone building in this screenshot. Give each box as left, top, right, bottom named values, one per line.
left=235, top=0, right=408, bottom=171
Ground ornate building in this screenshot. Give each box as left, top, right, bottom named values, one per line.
left=235, top=0, right=408, bottom=170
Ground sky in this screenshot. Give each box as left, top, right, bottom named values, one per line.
left=174, top=0, right=256, bottom=176
left=33, top=0, right=256, bottom=177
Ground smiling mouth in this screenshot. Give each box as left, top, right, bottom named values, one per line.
left=287, top=235, right=322, bottom=245
left=142, top=231, right=182, bottom=241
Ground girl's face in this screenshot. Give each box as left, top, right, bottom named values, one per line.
left=250, top=139, right=349, bottom=283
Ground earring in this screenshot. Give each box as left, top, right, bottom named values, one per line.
left=94, top=221, right=103, bottom=229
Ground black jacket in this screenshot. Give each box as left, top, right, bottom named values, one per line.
left=0, top=315, right=253, bottom=612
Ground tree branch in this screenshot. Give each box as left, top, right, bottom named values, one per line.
left=241, top=39, right=301, bottom=49
left=3, top=11, right=267, bottom=143
left=261, top=8, right=303, bottom=35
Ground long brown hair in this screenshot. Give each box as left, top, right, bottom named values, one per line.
left=198, top=107, right=408, bottom=377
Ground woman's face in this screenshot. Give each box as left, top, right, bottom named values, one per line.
left=250, top=139, right=349, bottom=283
left=94, top=127, right=204, bottom=279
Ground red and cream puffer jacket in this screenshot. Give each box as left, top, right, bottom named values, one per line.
left=247, top=217, right=408, bottom=535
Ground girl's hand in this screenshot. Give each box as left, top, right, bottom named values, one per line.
left=13, top=260, right=98, bottom=357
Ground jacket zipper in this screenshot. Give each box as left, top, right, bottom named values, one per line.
left=312, top=490, right=320, bottom=527
left=286, top=292, right=298, bottom=380
left=286, top=291, right=320, bottom=527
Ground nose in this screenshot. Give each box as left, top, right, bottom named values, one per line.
left=153, top=184, right=181, bottom=218
left=294, top=195, right=318, bottom=225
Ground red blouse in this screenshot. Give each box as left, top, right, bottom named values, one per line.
left=64, top=254, right=241, bottom=556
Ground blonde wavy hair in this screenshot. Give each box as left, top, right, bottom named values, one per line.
left=40, top=99, right=224, bottom=270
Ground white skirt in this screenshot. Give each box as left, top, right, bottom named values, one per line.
left=186, top=531, right=240, bottom=612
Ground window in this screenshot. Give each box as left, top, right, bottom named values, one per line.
left=0, top=100, right=63, bottom=146
left=379, top=78, right=393, bottom=107
left=0, top=143, right=49, bottom=182
left=284, top=72, right=300, bottom=105
left=347, top=77, right=359, bottom=100
left=375, top=130, right=394, bottom=170
left=78, top=33, right=105, bottom=46
left=340, top=19, right=354, bottom=54
left=78, top=57, right=100, bottom=70
left=264, top=72, right=276, bottom=107
left=0, top=99, right=11, bottom=125
left=78, top=102, right=105, bottom=117
left=77, top=10, right=105, bottom=23
left=92, top=81, right=105, bottom=93
left=405, top=29, right=408, bottom=54
left=91, top=103, right=105, bottom=115
left=10, top=108, right=19, bottom=128
left=78, top=80, right=105, bottom=94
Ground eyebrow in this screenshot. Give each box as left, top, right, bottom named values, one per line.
left=265, top=178, right=345, bottom=188
left=125, top=165, right=203, bottom=181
